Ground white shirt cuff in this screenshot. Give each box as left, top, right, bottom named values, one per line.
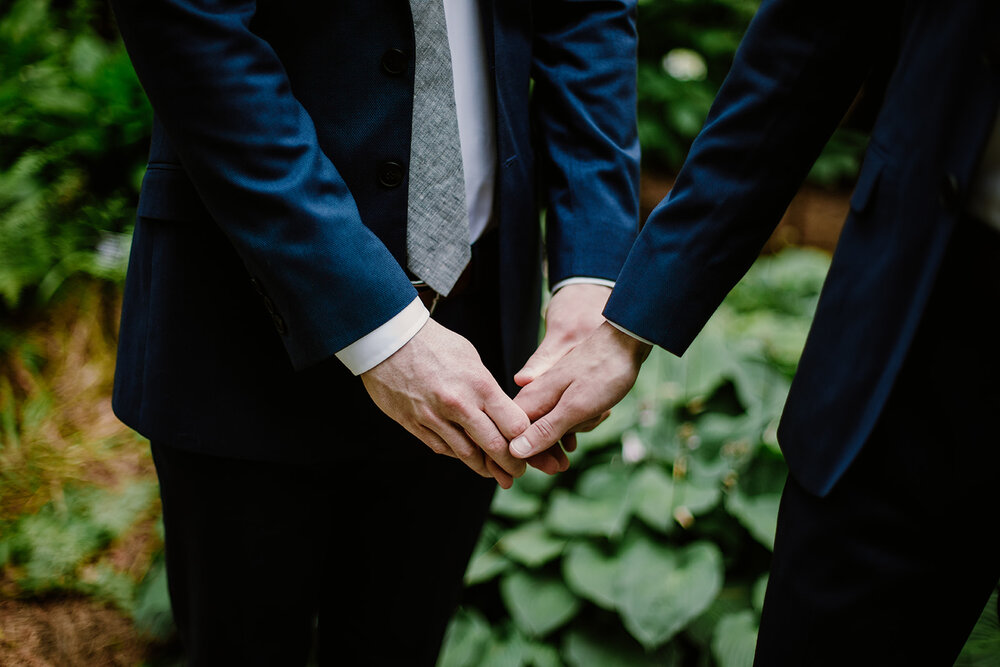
left=336, top=297, right=430, bottom=375
left=551, top=277, right=616, bottom=294
left=606, top=319, right=654, bottom=346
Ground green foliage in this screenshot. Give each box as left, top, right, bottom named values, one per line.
left=440, top=248, right=832, bottom=666
left=0, top=481, right=156, bottom=595
left=0, top=0, right=149, bottom=310
left=636, top=0, right=865, bottom=186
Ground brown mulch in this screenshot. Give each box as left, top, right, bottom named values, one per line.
left=0, top=599, right=151, bottom=666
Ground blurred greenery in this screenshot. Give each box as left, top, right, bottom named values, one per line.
left=0, top=0, right=148, bottom=314
left=0, top=0, right=993, bottom=665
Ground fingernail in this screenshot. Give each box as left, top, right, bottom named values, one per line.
left=510, top=436, right=532, bottom=457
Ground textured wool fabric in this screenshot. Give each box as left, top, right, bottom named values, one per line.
left=406, top=0, right=470, bottom=295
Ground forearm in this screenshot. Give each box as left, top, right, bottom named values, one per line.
left=531, top=0, right=641, bottom=285
left=112, top=0, right=416, bottom=368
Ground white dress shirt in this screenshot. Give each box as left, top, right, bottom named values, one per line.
left=337, top=0, right=612, bottom=375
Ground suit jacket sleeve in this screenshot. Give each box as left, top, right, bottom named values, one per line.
left=603, top=0, right=901, bottom=354
left=532, top=0, right=641, bottom=286
left=110, top=0, right=417, bottom=370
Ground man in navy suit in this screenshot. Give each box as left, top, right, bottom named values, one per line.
left=511, top=1, right=1000, bottom=663
left=108, top=0, right=639, bottom=663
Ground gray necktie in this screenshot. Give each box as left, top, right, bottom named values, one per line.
left=406, top=0, right=471, bottom=296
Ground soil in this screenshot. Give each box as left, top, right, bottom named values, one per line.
left=0, top=599, right=153, bottom=666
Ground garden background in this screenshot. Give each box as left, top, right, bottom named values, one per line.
left=1, top=0, right=997, bottom=664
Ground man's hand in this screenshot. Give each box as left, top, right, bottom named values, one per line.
left=514, top=283, right=612, bottom=387
left=510, top=321, right=652, bottom=459
left=361, top=318, right=531, bottom=488
left=513, top=283, right=612, bottom=454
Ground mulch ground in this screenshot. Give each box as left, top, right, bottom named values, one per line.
left=0, top=598, right=155, bottom=666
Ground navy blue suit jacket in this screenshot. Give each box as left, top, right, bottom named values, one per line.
left=604, top=0, right=1000, bottom=496
left=110, top=0, right=640, bottom=460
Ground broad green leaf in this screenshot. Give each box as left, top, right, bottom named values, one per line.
left=545, top=465, right=632, bottom=538
left=725, top=491, right=780, bottom=551
left=465, top=547, right=513, bottom=586
left=711, top=610, right=758, bottom=667
left=491, top=483, right=543, bottom=520
left=500, top=570, right=581, bottom=638
left=465, top=522, right=513, bottom=585
left=438, top=608, right=493, bottom=667
left=562, top=541, right=618, bottom=610
left=562, top=627, right=679, bottom=667
left=545, top=489, right=628, bottom=539
left=576, top=463, right=632, bottom=498
left=522, top=641, right=561, bottom=667
left=498, top=521, right=566, bottom=568
left=630, top=466, right=677, bottom=533
left=615, top=540, right=724, bottom=649
left=630, top=465, right=720, bottom=533
left=686, top=593, right=752, bottom=648
left=513, top=466, right=559, bottom=496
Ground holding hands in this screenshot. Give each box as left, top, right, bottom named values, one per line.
left=511, top=321, right=651, bottom=461
left=361, top=285, right=647, bottom=487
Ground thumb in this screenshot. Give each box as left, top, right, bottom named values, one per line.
left=509, top=400, right=578, bottom=459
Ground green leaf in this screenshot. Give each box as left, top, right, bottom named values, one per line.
left=725, top=491, right=780, bottom=551
left=465, top=523, right=513, bottom=585
left=438, top=608, right=494, bottom=667
left=492, top=483, right=543, bottom=520
left=629, top=466, right=677, bottom=533
left=562, top=541, right=619, bottom=610
left=545, top=465, right=633, bottom=539
left=711, top=610, right=758, bottom=667
left=498, top=521, right=566, bottom=568
left=630, top=465, right=720, bottom=533
left=465, top=547, right=513, bottom=586
left=562, top=627, right=679, bottom=667
left=615, top=540, right=724, bottom=649
left=500, top=569, right=581, bottom=638
left=545, top=489, right=629, bottom=539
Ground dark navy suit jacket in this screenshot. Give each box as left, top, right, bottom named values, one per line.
left=110, top=0, right=640, bottom=461
left=604, top=0, right=1000, bottom=496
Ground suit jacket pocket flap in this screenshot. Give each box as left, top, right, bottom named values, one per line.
left=137, top=165, right=211, bottom=222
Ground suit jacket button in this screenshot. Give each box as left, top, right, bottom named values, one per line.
left=381, top=49, right=408, bottom=76
left=940, top=173, right=962, bottom=212
left=272, top=313, right=288, bottom=335
left=378, top=161, right=405, bottom=188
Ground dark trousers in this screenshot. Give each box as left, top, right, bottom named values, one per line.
left=153, top=443, right=495, bottom=666
left=152, top=232, right=506, bottom=666
left=755, top=217, right=1000, bottom=665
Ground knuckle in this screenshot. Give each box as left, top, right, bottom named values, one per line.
left=533, top=417, right=558, bottom=442
left=483, top=433, right=508, bottom=455
left=437, top=391, right=465, bottom=413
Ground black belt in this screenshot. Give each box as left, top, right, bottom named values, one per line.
left=410, top=261, right=474, bottom=314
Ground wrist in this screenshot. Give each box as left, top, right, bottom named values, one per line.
left=599, top=320, right=652, bottom=364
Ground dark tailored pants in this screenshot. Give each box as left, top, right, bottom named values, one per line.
left=755, top=216, right=1000, bottom=666
left=151, top=234, right=504, bottom=666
